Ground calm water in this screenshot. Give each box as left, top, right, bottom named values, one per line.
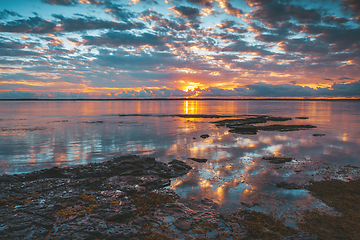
left=1, top=100, right=360, bottom=222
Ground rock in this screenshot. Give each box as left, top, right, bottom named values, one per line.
left=263, top=157, right=293, bottom=164
left=229, top=125, right=258, bottom=135
left=188, top=158, right=208, bottom=163
left=241, top=201, right=260, bottom=208
left=258, top=125, right=316, bottom=132
left=280, top=231, right=318, bottom=240
left=174, top=217, right=192, bottom=230
left=200, top=134, right=210, bottom=139
left=213, top=115, right=316, bottom=135
left=313, top=133, right=325, bottom=137
left=266, top=117, right=292, bottom=121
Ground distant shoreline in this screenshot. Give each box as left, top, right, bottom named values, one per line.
left=0, top=98, right=359, bottom=101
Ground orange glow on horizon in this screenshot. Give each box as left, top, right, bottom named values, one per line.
left=180, top=81, right=203, bottom=92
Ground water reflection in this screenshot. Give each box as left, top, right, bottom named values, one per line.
left=0, top=100, right=359, bottom=221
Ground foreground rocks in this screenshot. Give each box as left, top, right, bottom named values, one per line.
left=1, top=155, right=317, bottom=239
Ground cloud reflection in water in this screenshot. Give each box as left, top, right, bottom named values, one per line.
left=0, top=100, right=359, bottom=222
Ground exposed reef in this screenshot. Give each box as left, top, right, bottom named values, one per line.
left=0, top=155, right=319, bottom=240
left=213, top=115, right=316, bottom=135
left=298, top=179, right=360, bottom=239
left=263, top=157, right=294, bottom=164
left=188, top=158, right=208, bottom=163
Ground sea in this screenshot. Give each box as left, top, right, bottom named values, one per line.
left=1, top=100, right=359, bottom=223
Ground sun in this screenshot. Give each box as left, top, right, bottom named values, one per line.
left=180, top=81, right=203, bottom=92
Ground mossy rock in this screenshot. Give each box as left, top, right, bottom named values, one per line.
left=132, top=192, right=175, bottom=216
left=298, top=179, right=360, bottom=240
left=238, top=210, right=298, bottom=239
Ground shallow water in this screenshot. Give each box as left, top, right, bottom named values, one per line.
left=1, top=100, right=359, bottom=222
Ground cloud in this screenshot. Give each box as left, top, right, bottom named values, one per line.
left=2, top=81, right=360, bottom=99
left=318, top=80, right=360, bottom=96
left=342, top=0, right=360, bottom=21
left=197, top=87, right=239, bottom=97
left=277, top=38, right=330, bottom=54
left=140, top=9, right=191, bottom=31
left=0, top=90, right=37, bottom=99
left=42, top=0, right=78, bottom=6
left=102, top=3, right=135, bottom=21
left=0, top=9, right=21, bottom=19
left=117, top=88, right=194, bottom=98
left=215, top=0, right=243, bottom=17
left=0, top=16, right=57, bottom=33
left=186, top=0, right=213, bottom=8
left=42, top=0, right=103, bottom=6
left=291, top=24, right=360, bottom=52
left=247, top=0, right=321, bottom=27
left=172, top=6, right=201, bottom=19
left=0, top=48, right=41, bottom=57
left=222, top=39, right=273, bottom=56
left=131, top=0, right=158, bottom=4
left=53, top=15, right=145, bottom=32
left=0, top=14, right=144, bottom=34
left=82, top=31, right=168, bottom=48
left=322, top=15, right=349, bottom=25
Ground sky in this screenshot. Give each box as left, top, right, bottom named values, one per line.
left=0, top=0, right=360, bottom=99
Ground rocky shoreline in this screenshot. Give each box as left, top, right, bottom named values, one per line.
left=0, top=155, right=319, bottom=240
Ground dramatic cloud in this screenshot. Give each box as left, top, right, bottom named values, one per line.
left=342, top=0, right=360, bottom=20
left=186, top=0, right=213, bottom=8
left=215, top=0, right=243, bottom=17
left=172, top=6, right=201, bottom=19
left=247, top=0, right=321, bottom=27
left=2, top=81, right=359, bottom=99
left=0, top=0, right=359, bottom=99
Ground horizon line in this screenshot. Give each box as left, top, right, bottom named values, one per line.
left=1, top=98, right=359, bottom=101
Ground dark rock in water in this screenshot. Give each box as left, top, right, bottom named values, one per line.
left=81, top=120, right=103, bottom=124
left=295, top=117, right=309, bottom=119
left=228, top=124, right=316, bottom=135
left=200, top=134, right=210, bottom=139
left=241, top=201, right=260, bottom=208
left=313, top=133, right=325, bottom=137
left=276, top=182, right=301, bottom=189
left=214, top=115, right=316, bottom=135
left=166, top=159, right=193, bottom=177
left=214, top=115, right=268, bottom=126
left=174, top=217, right=192, bottom=230
left=266, top=117, right=292, bottom=121
left=258, top=124, right=316, bottom=132
left=263, top=156, right=293, bottom=164
left=229, top=125, right=258, bottom=135
left=214, top=115, right=292, bottom=127
left=188, top=157, right=208, bottom=163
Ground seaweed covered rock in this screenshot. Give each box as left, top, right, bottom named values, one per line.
left=0, top=156, right=193, bottom=239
